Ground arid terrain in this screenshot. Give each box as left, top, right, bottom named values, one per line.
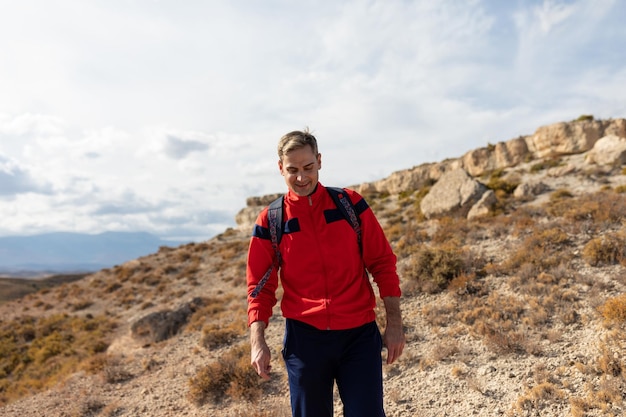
left=1, top=116, right=625, bottom=417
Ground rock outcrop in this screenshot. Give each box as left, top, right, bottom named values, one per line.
left=358, top=117, right=626, bottom=199
left=361, top=159, right=461, bottom=196
left=420, top=168, right=487, bottom=219
left=526, top=118, right=626, bottom=159
left=235, top=193, right=282, bottom=232
left=461, top=137, right=529, bottom=177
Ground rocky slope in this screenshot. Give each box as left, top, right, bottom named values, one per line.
left=1, top=116, right=626, bottom=417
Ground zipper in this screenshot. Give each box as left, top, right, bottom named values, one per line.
left=308, top=191, right=330, bottom=329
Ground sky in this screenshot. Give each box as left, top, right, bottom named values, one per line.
left=1, top=0, right=625, bottom=242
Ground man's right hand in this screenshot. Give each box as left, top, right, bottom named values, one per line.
left=250, top=321, right=272, bottom=380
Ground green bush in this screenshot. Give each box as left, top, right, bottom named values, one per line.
left=530, top=158, right=562, bottom=173
left=575, top=114, right=594, bottom=122
left=485, top=169, right=519, bottom=196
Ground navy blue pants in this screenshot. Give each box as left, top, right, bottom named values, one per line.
left=282, top=319, right=386, bottom=417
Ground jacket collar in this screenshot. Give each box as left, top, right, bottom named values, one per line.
left=286, top=182, right=325, bottom=205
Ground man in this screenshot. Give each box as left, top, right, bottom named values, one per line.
left=247, top=129, right=405, bottom=417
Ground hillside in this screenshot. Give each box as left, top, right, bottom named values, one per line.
left=1, top=116, right=626, bottom=417
left=0, top=274, right=87, bottom=303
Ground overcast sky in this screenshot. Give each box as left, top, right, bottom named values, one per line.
left=1, top=0, right=625, bottom=242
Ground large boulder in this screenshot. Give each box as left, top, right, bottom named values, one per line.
left=585, top=135, right=626, bottom=166
left=420, top=168, right=488, bottom=219
left=130, top=297, right=205, bottom=344
left=513, top=180, right=550, bottom=199
left=467, top=190, right=497, bottom=220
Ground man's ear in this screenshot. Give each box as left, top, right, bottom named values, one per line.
left=317, top=153, right=322, bottom=170
left=278, top=159, right=284, bottom=176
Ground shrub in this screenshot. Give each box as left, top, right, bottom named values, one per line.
left=512, top=381, right=564, bottom=414
left=575, top=114, right=594, bottom=122
left=478, top=324, right=534, bottom=355
left=430, top=216, right=469, bottom=246
left=501, top=226, right=571, bottom=273
left=596, top=344, right=623, bottom=377
left=200, top=321, right=246, bottom=350
left=187, top=344, right=262, bottom=405
left=547, top=191, right=626, bottom=226
left=582, top=233, right=626, bottom=266
left=599, top=294, right=626, bottom=324
left=485, top=169, right=519, bottom=196
left=530, top=158, right=562, bottom=173
left=102, top=355, right=134, bottom=383
left=549, top=188, right=573, bottom=201
left=403, top=245, right=465, bottom=294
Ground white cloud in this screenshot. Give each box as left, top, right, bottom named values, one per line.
left=0, top=0, right=625, bottom=240
left=0, top=154, right=52, bottom=196
left=163, top=135, right=210, bottom=160
left=534, top=1, right=575, bottom=34
left=0, top=113, right=66, bottom=139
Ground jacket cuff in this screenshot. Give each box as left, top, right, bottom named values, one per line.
left=247, top=310, right=270, bottom=327
left=378, top=283, right=402, bottom=299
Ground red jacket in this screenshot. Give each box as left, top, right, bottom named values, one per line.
left=246, top=183, right=400, bottom=330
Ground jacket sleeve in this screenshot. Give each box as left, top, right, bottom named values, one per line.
left=246, top=207, right=279, bottom=327
left=348, top=189, right=402, bottom=299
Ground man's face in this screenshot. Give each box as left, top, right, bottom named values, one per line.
left=278, top=145, right=322, bottom=197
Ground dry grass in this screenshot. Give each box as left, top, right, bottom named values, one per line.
left=0, top=313, right=116, bottom=406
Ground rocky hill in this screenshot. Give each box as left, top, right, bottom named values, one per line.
left=1, top=116, right=625, bottom=417
left=236, top=116, right=626, bottom=228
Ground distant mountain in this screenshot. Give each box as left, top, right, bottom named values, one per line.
left=0, top=231, right=186, bottom=275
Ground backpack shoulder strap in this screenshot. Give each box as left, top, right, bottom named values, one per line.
left=326, top=187, right=362, bottom=253
left=267, top=194, right=284, bottom=248
left=250, top=194, right=284, bottom=298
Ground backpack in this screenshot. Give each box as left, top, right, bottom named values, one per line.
left=250, top=187, right=361, bottom=298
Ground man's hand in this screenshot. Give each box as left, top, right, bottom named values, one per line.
left=382, top=296, right=405, bottom=364
left=250, top=321, right=272, bottom=380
